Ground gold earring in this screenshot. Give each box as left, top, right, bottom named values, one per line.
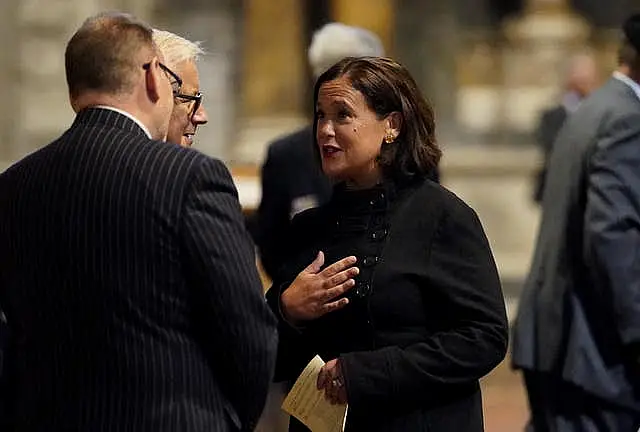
left=384, top=132, right=395, bottom=144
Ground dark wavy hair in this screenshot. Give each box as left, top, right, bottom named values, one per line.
left=313, top=56, right=441, bottom=183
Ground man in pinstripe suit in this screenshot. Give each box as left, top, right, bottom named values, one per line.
left=0, top=12, right=277, bottom=432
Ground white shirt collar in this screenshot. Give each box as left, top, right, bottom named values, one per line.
left=612, top=71, right=640, bottom=101
left=93, top=105, right=152, bottom=139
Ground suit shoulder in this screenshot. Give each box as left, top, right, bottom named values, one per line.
left=154, top=141, right=224, bottom=170
left=582, top=80, right=639, bottom=117
left=143, top=140, right=205, bottom=177
left=566, top=84, right=640, bottom=141
left=0, top=137, right=61, bottom=183
left=170, top=149, right=235, bottom=187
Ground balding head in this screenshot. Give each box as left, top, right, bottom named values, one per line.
left=564, top=53, right=598, bottom=98
left=64, top=12, right=176, bottom=140
left=65, top=12, right=157, bottom=100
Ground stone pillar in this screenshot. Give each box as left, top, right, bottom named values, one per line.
left=232, top=0, right=307, bottom=165
left=443, top=0, right=592, bottom=285
left=329, top=0, right=394, bottom=53
left=455, top=31, right=504, bottom=144
left=11, top=0, right=99, bottom=161
left=394, top=1, right=459, bottom=146
left=454, top=0, right=506, bottom=145
left=240, top=0, right=305, bottom=118
left=0, top=0, right=19, bottom=169
left=500, top=0, right=591, bottom=136
left=1, top=0, right=157, bottom=169
left=154, top=0, right=242, bottom=160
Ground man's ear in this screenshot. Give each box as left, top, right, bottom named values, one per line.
left=386, top=112, right=402, bottom=140
left=144, top=57, right=162, bottom=103
left=69, top=94, right=80, bottom=113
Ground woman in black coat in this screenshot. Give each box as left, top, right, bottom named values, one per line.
left=266, top=57, right=508, bottom=431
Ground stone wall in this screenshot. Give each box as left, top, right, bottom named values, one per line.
left=0, top=0, right=155, bottom=166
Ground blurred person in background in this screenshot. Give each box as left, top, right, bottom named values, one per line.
left=0, top=12, right=277, bottom=431
left=254, top=23, right=386, bottom=281
left=512, top=14, right=640, bottom=431
left=267, top=57, right=508, bottom=431
left=153, top=29, right=209, bottom=148
left=532, top=53, right=598, bottom=203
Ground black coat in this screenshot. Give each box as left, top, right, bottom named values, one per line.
left=267, top=178, right=508, bottom=431
left=0, top=108, right=278, bottom=431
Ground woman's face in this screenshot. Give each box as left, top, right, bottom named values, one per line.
left=316, top=77, right=397, bottom=189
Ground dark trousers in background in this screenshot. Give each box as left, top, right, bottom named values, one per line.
left=523, top=371, right=640, bottom=432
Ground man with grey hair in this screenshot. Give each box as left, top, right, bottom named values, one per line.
left=153, top=29, right=209, bottom=148
left=254, top=23, right=385, bottom=281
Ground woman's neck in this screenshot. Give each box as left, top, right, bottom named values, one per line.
left=344, top=169, right=383, bottom=190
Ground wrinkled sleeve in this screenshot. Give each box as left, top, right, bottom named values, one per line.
left=584, top=114, right=640, bottom=348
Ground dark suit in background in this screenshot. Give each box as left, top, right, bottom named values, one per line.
left=532, top=105, right=568, bottom=203
left=0, top=108, right=277, bottom=431
left=512, top=77, right=640, bottom=430
left=254, top=126, right=332, bottom=279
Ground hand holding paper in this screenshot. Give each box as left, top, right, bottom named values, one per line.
left=281, top=355, right=348, bottom=432
left=316, top=358, right=347, bottom=405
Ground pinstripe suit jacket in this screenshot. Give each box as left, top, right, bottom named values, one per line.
left=0, top=108, right=278, bottom=431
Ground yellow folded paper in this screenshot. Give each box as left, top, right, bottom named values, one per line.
left=281, top=355, right=348, bottom=432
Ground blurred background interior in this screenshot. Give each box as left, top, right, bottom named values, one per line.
left=3, top=0, right=640, bottom=430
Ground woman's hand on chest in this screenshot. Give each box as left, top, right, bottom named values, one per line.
left=280, top=251, right=359, bottom=325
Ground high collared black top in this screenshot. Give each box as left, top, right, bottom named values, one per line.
left=267, top=177, right=508, bottom=432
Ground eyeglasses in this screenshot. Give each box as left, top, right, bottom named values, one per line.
left=142, top=62, right=182, bottom=95
left=175, top=92, right=203, bottom=117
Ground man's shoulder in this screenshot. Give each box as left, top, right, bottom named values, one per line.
left=566, top=80, right=640, bottom=138
left=0, top=138, right=60, bottom=181
left=581, top=78, right=640, bottom=115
